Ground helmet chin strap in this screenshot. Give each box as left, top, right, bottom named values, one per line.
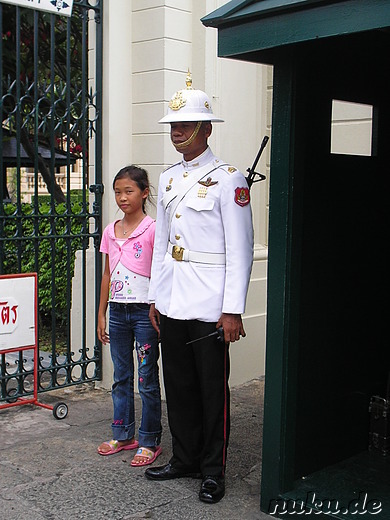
left=172, top=121, right=202, bottom=150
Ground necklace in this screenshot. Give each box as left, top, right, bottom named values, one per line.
left=122, top=216, right=144, bottom=236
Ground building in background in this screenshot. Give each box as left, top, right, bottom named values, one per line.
left=96, top=0, right=272, bottom=390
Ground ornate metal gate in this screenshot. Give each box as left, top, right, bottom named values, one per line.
left=0, top=0, right=103, bottom=401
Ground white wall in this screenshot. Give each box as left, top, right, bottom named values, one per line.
left=94, top=0, right=271, bottom=390
left=331, top=100, right=373, bottom=156
left=97, top=0, right=135, bottom=390
left=73, top=1, right=374, bottom=392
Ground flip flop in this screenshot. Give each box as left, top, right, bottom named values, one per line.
left=130, top=446, right=162, bottom=467
left=98, top=439, right=139, bottom=456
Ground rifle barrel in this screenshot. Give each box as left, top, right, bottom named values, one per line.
left=252, top=135, right=269, bottom=170
left=246, top=135, right=269, bottom=188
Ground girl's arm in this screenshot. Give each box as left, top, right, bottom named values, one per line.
left=97, top=255, right=110, bottom=345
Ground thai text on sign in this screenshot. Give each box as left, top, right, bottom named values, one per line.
left=0, top=297, right=18, bottom=334
left=0, top=274, right=36, bottom=351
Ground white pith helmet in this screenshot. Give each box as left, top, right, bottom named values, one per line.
left=159, top=71, right=224, bottom=124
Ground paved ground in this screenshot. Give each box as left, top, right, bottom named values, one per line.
left=0, top=378, right=274, bottom=520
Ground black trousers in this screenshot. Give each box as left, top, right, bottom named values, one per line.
left=159, top=315, right=230, bottom=477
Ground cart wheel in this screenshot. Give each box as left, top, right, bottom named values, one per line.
left=6, top=388, right=18, bottom=403
left=53, top=402, right=68, bottom=420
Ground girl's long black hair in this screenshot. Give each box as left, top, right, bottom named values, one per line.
left=113, top=165, right=154, bottom=213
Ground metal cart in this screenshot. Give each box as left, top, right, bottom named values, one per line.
left=0, top=273, right=68, bottom=419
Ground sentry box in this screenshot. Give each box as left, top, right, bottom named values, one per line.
left=203, top=1, right=390, bottom=517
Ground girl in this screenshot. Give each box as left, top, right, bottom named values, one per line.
left=97, top=165, right=162, bottom=467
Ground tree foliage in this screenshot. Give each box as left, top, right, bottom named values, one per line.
left=1, top=3, right=85, bottom=201
left=2, top=197, right=84, bottom=326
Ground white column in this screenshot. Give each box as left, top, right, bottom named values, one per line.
left=97, top=0, right=134, bottom=390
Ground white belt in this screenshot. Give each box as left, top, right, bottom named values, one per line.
left=168, top=242, right=226, bottom=265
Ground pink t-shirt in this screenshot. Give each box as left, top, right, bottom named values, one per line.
left=99, top=215, right=155, bottom=277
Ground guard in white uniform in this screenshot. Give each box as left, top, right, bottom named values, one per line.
left=145, top=73, right=254, bottom=504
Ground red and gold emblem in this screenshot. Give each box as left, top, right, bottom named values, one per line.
left=234, top=187, right=250, bottom=207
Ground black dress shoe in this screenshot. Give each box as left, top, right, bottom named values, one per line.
left=199, top=475, right=225, bottom=504
left=145, top=463, right=201, bottom=481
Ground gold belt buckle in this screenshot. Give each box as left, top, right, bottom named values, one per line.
left=172, top=245, right=184, bottom=261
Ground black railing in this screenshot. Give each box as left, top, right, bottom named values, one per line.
left=0, top=0, right=103, bottom=401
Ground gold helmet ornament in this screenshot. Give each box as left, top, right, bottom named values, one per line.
left=159, top=71, right=224, bottom=124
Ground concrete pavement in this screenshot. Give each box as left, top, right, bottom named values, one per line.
left=0, top=378, right=273, bottom=520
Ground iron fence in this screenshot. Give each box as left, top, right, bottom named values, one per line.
left=0, top=0, right=103, bottom=401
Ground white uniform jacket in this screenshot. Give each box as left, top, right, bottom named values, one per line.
left=149, top=147, right=254, bottom=322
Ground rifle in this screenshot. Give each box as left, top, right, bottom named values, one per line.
left=246, top=135, right=269, bottom=189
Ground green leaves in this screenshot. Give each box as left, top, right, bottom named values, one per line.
left=2, top=195, right=85, bottom=326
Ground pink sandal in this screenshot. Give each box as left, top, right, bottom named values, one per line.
left=98, top=439, right=139, bottom=456
left=130, top=446, right=162, bottom=467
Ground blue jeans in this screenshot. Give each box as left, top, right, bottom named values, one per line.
left=109, top=302, right=162, bottom=447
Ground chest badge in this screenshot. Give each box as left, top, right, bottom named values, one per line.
left=197, top=186, right=208, bottom=198
left=166, top=178, right=173, bottom=191
left=198, top=177, right=218, bottom=187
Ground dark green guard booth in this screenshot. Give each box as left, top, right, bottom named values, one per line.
left=203, top=1, right=390, bottom=518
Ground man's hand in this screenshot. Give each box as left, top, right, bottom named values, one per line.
left=216, top=313, right=246, bottom=343
left=149, top=303, right=160, bottom=335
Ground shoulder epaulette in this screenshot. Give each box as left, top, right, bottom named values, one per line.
left=218, top=164, right=239, bottom=175
left=162, top=162, right=181, bottom=173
